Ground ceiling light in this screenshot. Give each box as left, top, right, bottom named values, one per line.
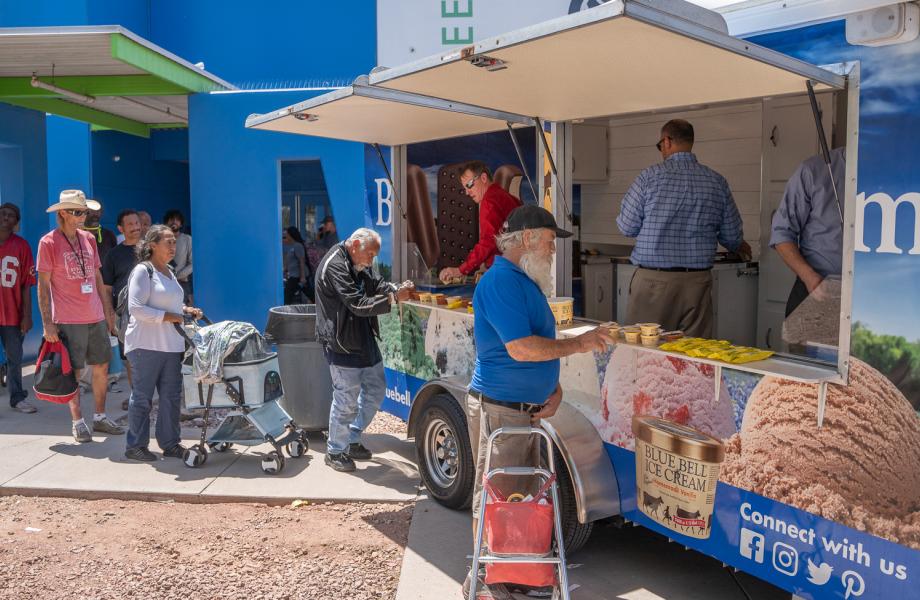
left=31, top=76, right=95, bottom=104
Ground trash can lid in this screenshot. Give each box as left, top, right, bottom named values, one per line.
left=264, top=304, right=317, bottom=343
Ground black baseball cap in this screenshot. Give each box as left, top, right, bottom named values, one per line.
left=502, top=204, right=572, bottom=238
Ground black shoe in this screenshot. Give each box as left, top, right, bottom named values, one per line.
left=346, top=443, right=373, bottom=461
left=162, top=444, right=188, bottom=459
left=125, top=447, right=157, bottom=462
left=325, top=452, right=356, bottom=472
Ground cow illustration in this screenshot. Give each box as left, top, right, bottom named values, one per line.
left=675, top=507, right=702, bottom=533
left=642, top=492, right=664, bottom=518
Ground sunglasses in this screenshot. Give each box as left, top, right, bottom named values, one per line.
left=462, top=171, right=482, bottom=190
left=655, top=136, right=671, bottom=152
left=64, top=209, right=88, bottom=217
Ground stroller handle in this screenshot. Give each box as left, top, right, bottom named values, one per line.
left=172, top=313, right=212, bottom=342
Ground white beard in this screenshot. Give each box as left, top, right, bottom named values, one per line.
left=519, top=250, right=554, bottom=296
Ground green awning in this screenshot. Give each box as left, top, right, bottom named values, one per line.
left=0, top=26, right=235, bottom=137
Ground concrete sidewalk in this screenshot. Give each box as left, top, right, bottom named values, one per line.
left=397, top=494, right=790, bottom=600
left=1, top=370, right=419, bottom=504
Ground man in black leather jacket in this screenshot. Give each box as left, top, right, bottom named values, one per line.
left=314, top=228, right=412, bottom=472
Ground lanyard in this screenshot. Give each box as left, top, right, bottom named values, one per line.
left=61, top=230, right=87, bottom=279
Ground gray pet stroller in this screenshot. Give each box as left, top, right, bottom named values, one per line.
left=176, top=316, right=309, bottom=474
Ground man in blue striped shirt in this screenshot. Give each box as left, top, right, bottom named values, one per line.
left=617, top=119, right=750, bottom=337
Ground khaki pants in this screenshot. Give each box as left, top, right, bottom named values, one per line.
left=626, top=268, right=713, bottom=338
left=467, top=394, right=542, bottom=519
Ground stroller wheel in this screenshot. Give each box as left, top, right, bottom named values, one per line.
left=286, top=438, right=307, bottom=458
left=0, top=363, right=7, bottom=388
left=261, top=450, right=284, bottom=475
left=210, top=442, right=232, bottom=453
left=184, top=444, right=208, bottom=468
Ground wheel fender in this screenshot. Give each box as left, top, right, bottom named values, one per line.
left=407, top=377, right=470, bottom=439
left=543, top=402, right=621, bottom=523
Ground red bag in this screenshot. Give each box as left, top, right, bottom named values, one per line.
left=483, top=475, right=557, bottom=588
left=32, top=340, right=79, bottom=404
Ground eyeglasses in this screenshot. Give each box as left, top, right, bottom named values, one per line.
left=655, top=137, right=671, bottom=152
left=64, top=209, right=88, bottom=217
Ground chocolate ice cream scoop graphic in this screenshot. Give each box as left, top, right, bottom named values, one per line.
left=721, top=358, right=920, bottom=548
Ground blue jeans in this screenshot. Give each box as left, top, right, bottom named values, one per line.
left=326, top=361, right=386, bottom=455
left=126, top=349, right=183, bottom=451
left=0, top=326, right=26, bottom=406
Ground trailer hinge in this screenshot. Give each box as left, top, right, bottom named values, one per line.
left=468, top=54, right=508, bottom=72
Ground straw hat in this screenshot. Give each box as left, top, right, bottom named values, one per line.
left=46, top=189, right=101, bottom=213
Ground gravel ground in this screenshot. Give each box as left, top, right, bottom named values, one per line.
left=364, top=411, right=408, bottom=437
left=0, top=496, right=413, bottom=600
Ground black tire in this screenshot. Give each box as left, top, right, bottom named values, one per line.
left=415, top=393, right=475, bottom=510
left=546, top=445, right=594, bottom=555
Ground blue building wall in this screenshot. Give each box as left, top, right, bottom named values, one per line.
left=45, top=116, right=93, bottom=229
left=0, top=0, right=148, bottom=30
left=0, top=103, right=49, bottom=358
left=148, top=1, right=377, bottom=87
left=90, top=130, right=190, bottom=230
left=188, top=90, right=370, bottom=326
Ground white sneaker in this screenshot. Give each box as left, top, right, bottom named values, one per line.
left=72, top=421, right=93, bottom=443
left=12, top=400, right=37, bottom=414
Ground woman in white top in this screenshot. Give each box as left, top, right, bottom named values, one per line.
left=124, top=224, right=201, bottom=462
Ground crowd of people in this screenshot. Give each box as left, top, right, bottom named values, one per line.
left=2, top=190, right=199, bottom=462
left=281, top=214, right=338, bottom=305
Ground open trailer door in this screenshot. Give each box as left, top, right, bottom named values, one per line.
left=245, top=79, right=533, bottom=145
left=369, top=0, right=846, bottom=120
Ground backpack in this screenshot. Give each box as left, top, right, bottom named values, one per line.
left=116, top=262, right=171, bottom=343
left=33, top=339, right=79, bottom=404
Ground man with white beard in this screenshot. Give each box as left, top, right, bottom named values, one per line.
left=463, top=205, right=613, bottom=599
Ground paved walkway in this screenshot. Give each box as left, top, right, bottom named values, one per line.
left=396, top=494, right=790, bottom=600
left=1, top=369, right=419, bottom=503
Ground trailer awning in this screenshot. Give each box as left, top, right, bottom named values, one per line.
left=246, top=0, right=846, bottom=144
left=370, top=1, right=845, bottom=122
left=245, top=84, right=533, bottom=145
left=0, top=26, right=235, bottom=137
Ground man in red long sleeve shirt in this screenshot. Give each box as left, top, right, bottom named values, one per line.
left=438, top=161, right=522, bottom=284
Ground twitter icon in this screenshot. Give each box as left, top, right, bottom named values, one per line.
left=807, top=559, right=834, bottom=585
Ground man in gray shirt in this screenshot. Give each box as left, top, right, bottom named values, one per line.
left=165, top=209, right=193, bottom=304
left=770, top=147, right=845, bottom=317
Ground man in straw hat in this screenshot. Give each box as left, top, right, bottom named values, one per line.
left=36, top=190, right=124, bottom=443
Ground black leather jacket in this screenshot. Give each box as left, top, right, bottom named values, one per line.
left=314, top=243, right=395, bottom=355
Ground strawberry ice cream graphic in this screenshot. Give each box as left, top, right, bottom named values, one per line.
left=595, top=346, right=737, bottom=449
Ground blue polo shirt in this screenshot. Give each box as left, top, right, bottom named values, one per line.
left=470, top=256, right=559, bottom=405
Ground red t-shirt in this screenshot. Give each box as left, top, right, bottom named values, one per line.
left=0, top=234, right=36, bottom=326
left=36, top=229, right=104, bottom=325
left=459, top=183, right=523, bottom=275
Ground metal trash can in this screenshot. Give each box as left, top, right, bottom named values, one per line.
left=264, top=305, right=332, bottom=431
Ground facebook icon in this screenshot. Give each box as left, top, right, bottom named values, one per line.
left=740, top=528, right=765, bottom=563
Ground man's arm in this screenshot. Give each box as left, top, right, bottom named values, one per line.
left=458, top=197, right=503, bottom=276
left=175, top=236, right=193, bottom=280
left=20, top=283, right=32, bottom=334
left=505, top=328, right=612, bottom=362
left=616, top=174, right=646, bottom=237
left=326, top=260, right=393, bottom=318
left=96, top=269, right=116, bottom=333
left=774, top=242, right=824, bottom=293
left=37, top=272, right=58, bottom=342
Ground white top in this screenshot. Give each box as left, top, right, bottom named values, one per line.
left=124, top=263, right=185, bottom=353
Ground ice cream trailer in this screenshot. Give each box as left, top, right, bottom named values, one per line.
left=246, top=2, right=920, bottom=598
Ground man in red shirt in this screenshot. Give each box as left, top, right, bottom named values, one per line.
left=37, top=190, right=122, bottom=443
left=438, top=161, right=522, bottom=284
left=0, top=203, right=37, bottom=414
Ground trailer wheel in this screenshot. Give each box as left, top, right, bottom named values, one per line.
left=549, top=445, right=594, bottom=555
left=416, top=393, right=474, bottom=509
